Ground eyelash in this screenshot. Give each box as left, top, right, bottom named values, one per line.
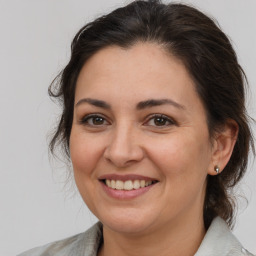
left=144, top=114, right=176, bottom=127
left=79, top=113, right=176, bottom=128
left=79, top=114, right=110, bottom=126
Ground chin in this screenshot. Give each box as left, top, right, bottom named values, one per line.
left=96, top=207, right=159, bottom=234
left=104, top=218, right=153, bottom=234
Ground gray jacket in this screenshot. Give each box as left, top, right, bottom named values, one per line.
left=18, top=217, right=254, bottom=256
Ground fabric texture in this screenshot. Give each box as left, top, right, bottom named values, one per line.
left=18, top=217, right=254, bottom=256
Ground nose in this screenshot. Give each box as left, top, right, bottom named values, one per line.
left=103, top=124, right=144, bottom=168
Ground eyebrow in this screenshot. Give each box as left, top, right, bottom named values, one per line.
left=75, top=97, right=185, bottom=110
left=136, top=99, right=185, bottom=110
left=75, top=98, right=111, bottom=109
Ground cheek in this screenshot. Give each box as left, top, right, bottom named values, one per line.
left=147, top=131, right=211, bottom=179
left=147, top=133, right=210, bottom=212
left=69, top=131, right=103, bottom=178
left=69, top=130, right=105, bottom=211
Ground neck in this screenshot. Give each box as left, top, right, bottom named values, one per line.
left=98, top=214, right=205, bottom=256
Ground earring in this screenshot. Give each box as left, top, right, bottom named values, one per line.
left=214, top=165, right=220, bottom=174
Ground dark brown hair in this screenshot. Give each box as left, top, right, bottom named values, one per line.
left=49, top=0, right=254, bottom=229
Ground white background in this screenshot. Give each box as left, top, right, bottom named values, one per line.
left=0, top=0, right=255, bottom=255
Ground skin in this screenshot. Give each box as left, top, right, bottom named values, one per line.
left=69, top=43, right=237, bottom=256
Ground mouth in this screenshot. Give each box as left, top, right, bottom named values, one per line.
left=98, top=175, right=159, bottom=199
left=98, top=174, right=159, bottom=192
left=101, top=179, right=158, bottom=191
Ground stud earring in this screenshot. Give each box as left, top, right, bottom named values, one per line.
left=214, top=165, right=220, bottom=174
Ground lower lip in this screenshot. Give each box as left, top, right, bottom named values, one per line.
left=100, top=181, right=156, bottom=200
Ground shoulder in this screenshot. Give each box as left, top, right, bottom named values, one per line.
left=17, top=222, right=103, bottom=256
left=195, top=217, right=255, bottom=256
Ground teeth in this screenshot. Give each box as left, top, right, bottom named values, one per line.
left=106, top=180, right=111, bottom=187
left=145, top=181, right=152, bottom=186
left=115, top=180, right=123, bottom=190
left=140, top=180, right=145, bottom=188
left=111, top=180, right=116, bottom=189
left=105, top=179, right=155, bottom=190
left=124, top=180, right=133, bottom=190
left=134, top=180, right=140, bottom=189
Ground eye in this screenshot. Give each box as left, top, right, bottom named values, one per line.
left=144, top=114, right=176, bottom=127
left=79, top=114, right=109, bottom=126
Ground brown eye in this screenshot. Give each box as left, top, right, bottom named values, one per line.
left=80, top=114, right=109, bottom=126
left=144, top=114, right=175, bottom=127
left=154, top=117, right=168, bottom=126
left=92, top=116, right=104, bottom=125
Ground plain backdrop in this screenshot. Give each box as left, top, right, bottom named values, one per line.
left=0, top=0, right=255, bottom=255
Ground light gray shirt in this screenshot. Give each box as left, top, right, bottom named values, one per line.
left=18, top=217, right=255, bottom=256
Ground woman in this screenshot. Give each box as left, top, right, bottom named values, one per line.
left=19, top=0, right=255, bottom=255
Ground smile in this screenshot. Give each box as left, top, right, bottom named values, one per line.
left=104, top=179, right=157, bottom=190
left=98, top=174, right=159, bottom=199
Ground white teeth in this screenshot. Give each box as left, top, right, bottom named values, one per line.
left=133, top=180, right=140, bottom=189
left=106, top=180, right=111, bottom=187
left=110, top=180, right=116, bottom=189
left=115, top=180, right=124, bottom=190
left=105, top=179, right=155, bottom=190
left=124, top=180, right=133, bottom=190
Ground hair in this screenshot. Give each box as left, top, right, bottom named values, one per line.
left=49, top=0, right=254, bottom=229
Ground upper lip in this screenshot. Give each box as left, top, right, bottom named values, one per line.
left=98, top=174, right=158, bottom=182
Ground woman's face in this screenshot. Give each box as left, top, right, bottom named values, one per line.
left=70, top=43, right=215, bottom=234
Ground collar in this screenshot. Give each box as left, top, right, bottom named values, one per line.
left=195, top=217, right=253, bottom=256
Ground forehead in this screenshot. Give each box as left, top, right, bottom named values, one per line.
left=75, top=42, right=203, bottom=114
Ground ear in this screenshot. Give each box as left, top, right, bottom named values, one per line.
left=208, top=119, right=239, bottom=176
